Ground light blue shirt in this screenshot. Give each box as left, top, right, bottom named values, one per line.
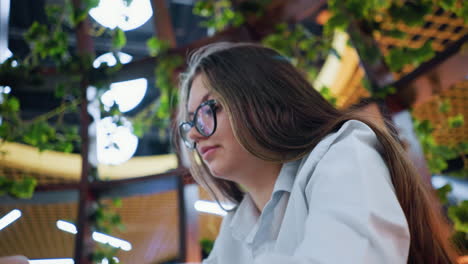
left=203, top=120, right=410, bottom=264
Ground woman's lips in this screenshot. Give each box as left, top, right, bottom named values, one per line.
left=200, top=146, right=219, bottom=160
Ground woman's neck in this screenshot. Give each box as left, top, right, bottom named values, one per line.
left=237, top=162, right=282, bottom=213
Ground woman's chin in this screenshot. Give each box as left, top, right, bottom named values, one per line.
left=208, top=166, right=222, bottom=178
left=208, top=166, right=230, bottom=180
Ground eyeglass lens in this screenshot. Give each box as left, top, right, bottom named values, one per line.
left=197, top=104, right=215, bottom=135
left=180, top=103, right=215, bottom=148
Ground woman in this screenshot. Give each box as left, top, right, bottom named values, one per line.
left=177, top=42, right=459, bottom=263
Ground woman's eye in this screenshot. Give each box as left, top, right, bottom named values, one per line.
left=202, top=108, right=213, bottom=116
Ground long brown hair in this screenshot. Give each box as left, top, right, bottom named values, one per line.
left=177, top=42, right=460, bottom=263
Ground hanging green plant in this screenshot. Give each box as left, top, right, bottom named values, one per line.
left=385, top=41, right=435, bottom=72
left=0, top=175, right=37, bottom=199
left=91, top=198, right=126, bottom=264
left=128, top=37, right=183, bottom=138
left=193, top=0, right=245, bottom=32
left=262, top=23, right=337, bottom=105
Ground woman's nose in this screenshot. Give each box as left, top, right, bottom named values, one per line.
left=187, top=125, right=204, bottom=142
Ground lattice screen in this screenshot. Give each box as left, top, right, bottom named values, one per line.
left=412, top=80, right=468, bottom=146
left=376, top=8, right=468, bottom=78
left=0, top=190, right=180, bottom=264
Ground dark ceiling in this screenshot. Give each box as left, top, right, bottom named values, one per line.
left=4, top=0, right=325, bottom=157
left=6, top=0, right=209, bottom=156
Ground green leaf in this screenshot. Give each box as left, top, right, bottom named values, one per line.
left=45, top=5, right=63, bottom=24
left=319, top=86, right=337, bottom=106
left=110, top=214, right=121, bottom=225
left=457, top=142, right=468, bottom=154
left=439, top=99, right=451, bottom=113
left=427, top=155, right=448, bottom=173
left=85, top=0, right=100, bottom=9
left=386, top=29, right=407, bottom=39
left=325, top=13, right=349, bottom=35
left=112, top=198, right=122, bottom=208
left=413, top=119, right=434, bottom=135
left=24, top=21, right=48, bottom=42
left=432, top=145, right=458, bottom=160
left=388, top=2, right=431, bottom=27
left=7, top=97, right=20, bottom=112
left=0, top=176, right=13, bottom=196
left=192, top=0, right=244, bottom=32
left=458, top=2, right=468, bottom=23
left=9, top=177, right=37, bottom=199
left=385, top=41, right=435, bottom=72
left=73, top=8, right=89, bottom=26
left=132, top=120, right=145, bottom=137
left=448, top=114, right=464, bottom=128
left=112, top=28, right=126, bottom=50
left=146, top=37, right=170, bottom=57
left=449, top=201, right=468, bottom=233
left=200, top=238, right=215, bottom=255
left=439, top=0, right=457, bottom=11
left=54, top=83, right=66, bottom=98
left=437, top=183, right=452, bottom=205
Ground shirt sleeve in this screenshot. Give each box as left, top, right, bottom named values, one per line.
left=254, top=126, right=410, bottom=264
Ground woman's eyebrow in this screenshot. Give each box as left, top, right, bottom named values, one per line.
left=188, top=92, right=212, bottom=117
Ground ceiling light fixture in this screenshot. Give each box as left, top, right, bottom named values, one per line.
left=101, top=78, right=147, bottom=113
left=0, top=209, right=22, bottom=231
left=89, top=0, right=153, bottom=31
left=96, top=116, right=139, bottom=165
left=93, top=52, right=133, bottom=69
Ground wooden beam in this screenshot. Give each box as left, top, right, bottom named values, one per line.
left=346, top=20, right=395, bottom=90
left=1, top=168, right=189, bottom=205
left=152, top=0, right=177, bottom=47
left=179, top=182, right=201, bottom=263
left=177, top=174, right=187, bottom=263
left=72, top=0, right=96, bottom=263
left=392, top=34, right=468, bottom=91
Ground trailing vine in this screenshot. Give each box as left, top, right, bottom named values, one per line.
left=0, top=175, right=37, bottom=199
left=193, top=0, right=244, bottom=33
left=127, top=37, right=183, bottom=140
left=325, top=0, right=466, bottom=97
left=91, top=198, right=125, bottom=264
left=0, top=0, right=137, bottom=262
left=261, top=23, right=338, bottom=106
left=412, top=98, right=467, bottom=250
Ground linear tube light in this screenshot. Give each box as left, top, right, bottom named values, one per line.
left=194, top=200, right=227, bottom=216
left=0, top=209, right=22, bottom=231
left=29, top=259, right=74, bottom=264
left=56, top=220, right=131, bottom=251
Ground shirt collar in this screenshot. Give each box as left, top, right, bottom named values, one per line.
left=228, top=160, right=300, bottom=242
left=229, top=193, right=260, bottom=242
left=272, top=159, right=301, bottom=194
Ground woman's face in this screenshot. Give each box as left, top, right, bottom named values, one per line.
left=186, top=74, right=259, bottom=180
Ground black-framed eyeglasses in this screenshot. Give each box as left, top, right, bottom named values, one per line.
left=179, top=99, right=218, bottom=149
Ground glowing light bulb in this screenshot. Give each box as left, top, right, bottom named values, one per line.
left=89, top=0, right=153, bottom=31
